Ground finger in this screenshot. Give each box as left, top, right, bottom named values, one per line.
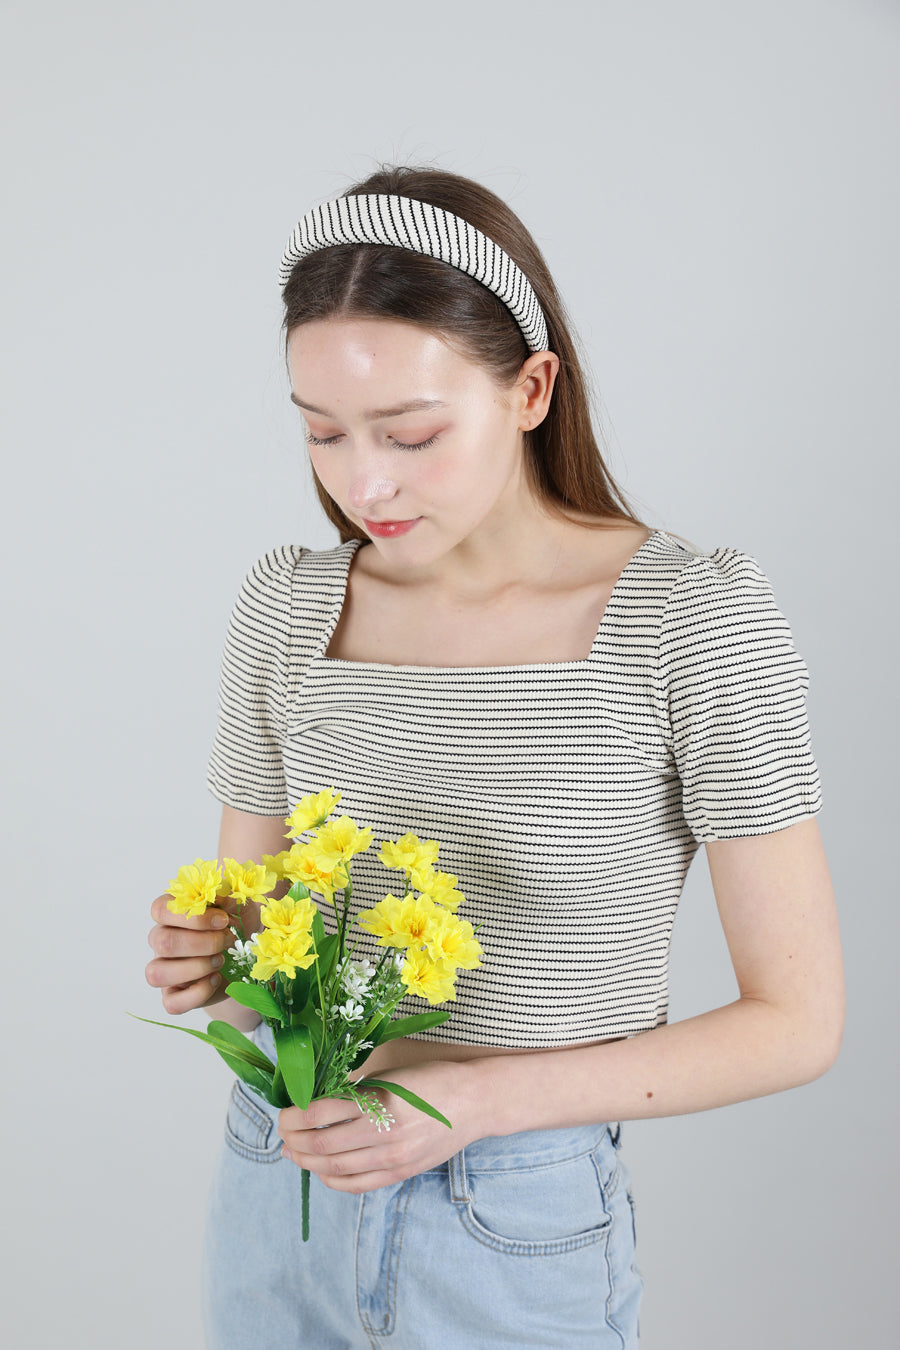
left=282, top=1143, right=400, bottom=1190
left=157, top=972, right=223, bottom=1015
left=150, top=894, right=233, bottom=929
left=278, top=1099, right=361, bottom=1133
left=145, top=953, right=225, bottom=991
left=147, top=923, right=234, bottom=958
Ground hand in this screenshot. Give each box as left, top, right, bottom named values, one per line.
left=145, top=893, right=235, bottom=1014
left=277, top=1061, right=485, bottom=1194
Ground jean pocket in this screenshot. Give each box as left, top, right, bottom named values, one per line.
left=457, top=1146, right=616, bottom=1256
left=223, top=1079, right=283, bottom=1163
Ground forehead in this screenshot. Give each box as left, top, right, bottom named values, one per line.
left=286, top=317, right=488, bottom=405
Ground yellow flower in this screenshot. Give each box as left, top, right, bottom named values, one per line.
left=307, top=816, right=373, bottom=870
left=249, top=928, right=317, bottom=981
left=281, top=842, right=345, bottom=900
left=285, top=788, right=342, bottom=838
left=411, top=866, right=465, bottom=912
left=400, top=947, right=457, bottom=1005
left=379, top=834, right=440, bottom=876
left=259, top=895, right=317, bottom=939
left=358, top=895, right=440, bottom=950
left=218, top=859, right=278, bottom=906
left=166, top=859, right=223, bottom=917
left=357, top=893, right=409, bottom=948
left=261, top=851, right=290, bottom=880
left=424, top=911, right=483, bottom=970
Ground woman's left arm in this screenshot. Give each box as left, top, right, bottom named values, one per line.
left=279, top=816, right=844, bottom=1189
left=481, top=814, right=844, bottom=1133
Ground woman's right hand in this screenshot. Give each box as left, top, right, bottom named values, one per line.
left=145, top=895, right=235, bottom=1014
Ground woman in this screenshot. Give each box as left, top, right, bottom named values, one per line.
left=146, top=166, right=844, bottom=1348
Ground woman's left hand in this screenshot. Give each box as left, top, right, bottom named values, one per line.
left=277, top=1060, right=485, bottom=1193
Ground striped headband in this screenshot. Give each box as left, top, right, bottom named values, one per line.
left=278, top=193, right=549, bottom=353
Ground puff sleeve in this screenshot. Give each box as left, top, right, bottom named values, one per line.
left=206, top=545, right=308, bottom=815
left=658, top=547, right=823, bottom=843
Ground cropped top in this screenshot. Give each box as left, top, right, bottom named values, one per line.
left=206, top=529, right=822, bottom=1048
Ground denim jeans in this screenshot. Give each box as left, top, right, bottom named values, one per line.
left=203, top=1051, right=643, bottom=1349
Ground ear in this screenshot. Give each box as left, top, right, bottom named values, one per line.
left=515, top=351, right=560, bottom=430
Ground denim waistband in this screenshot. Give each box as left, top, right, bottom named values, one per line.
left=425, top=1122, right=616, bottom=1174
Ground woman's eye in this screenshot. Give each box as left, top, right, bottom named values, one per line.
left=304, top=431, right=439, bottom=452
left=391, top=434, right=438, bottom=452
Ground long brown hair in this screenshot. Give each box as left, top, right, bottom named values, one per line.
left=281, top=165, right=644, bottom=542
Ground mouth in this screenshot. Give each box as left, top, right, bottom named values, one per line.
left=362, top=517, right=422, bottom=538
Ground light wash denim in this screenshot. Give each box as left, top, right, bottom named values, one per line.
left=203, top=1032, right=643, bottom=1349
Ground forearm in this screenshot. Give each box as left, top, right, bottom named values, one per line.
left=204, top=999, right=261, bottom=1033
left=471, top=996, right=841, bottom=1136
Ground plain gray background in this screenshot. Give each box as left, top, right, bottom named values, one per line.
left=3, top=1, right=897, bottom=1346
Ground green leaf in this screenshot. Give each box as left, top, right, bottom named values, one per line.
left=214, top=1050, right=281, bottom=1104
left=291, top=1001, right=324, bottom=1053
left=377, top=1010, right=452, bottom=1043
left=224, top=981, right=282, bottom=1021
left=126, top=1012, right=275, bottom=1072
left=311, top=909, right=326, bottom=949
left=359, top=1078, right=452, bottom=1128
left=207, top=1020, right=277, bottom=1071
left=287, top=964, right=313, bottom=1009
left=274, top=1024, right=315, bottom=1110
left=316, top=933, right=339, bottom=974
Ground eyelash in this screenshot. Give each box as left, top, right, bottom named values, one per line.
left=304, top=431, right=439, bottom=453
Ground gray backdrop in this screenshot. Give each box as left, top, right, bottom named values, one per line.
left=3, top=1, right=897, bottom=1346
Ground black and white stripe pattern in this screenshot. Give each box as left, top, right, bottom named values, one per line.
left=207, top=531, right=822, bottom=1048
left=278, top=193, right=550, bottom=353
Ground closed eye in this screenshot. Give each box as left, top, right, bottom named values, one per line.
left=304, top=432, right=439, bottom=452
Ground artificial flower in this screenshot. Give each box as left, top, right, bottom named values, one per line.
left=424, top=912, right=483, bottom=969
left=249, top=928, right=317, bottom=981
left=259, top=895, right=317, bottom=939
left=379, top=833, right=440, bottom=876
left=411, top=866, right=465, bottom=912
left=166, top=858, right=223, bottom=917
left=218, top=859, right=278, bottom=906
left=260, top=851, right=290, bottom=880
left=281, top=842, right=344, bottom=899
left=307, top=816, right=373, bottom=870
left=399, top=947, right=457, bottom=1005
left=285, top=788, right=342, bottom=838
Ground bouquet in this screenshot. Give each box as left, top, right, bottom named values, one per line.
left=135, top=788, right=483, bottom=1238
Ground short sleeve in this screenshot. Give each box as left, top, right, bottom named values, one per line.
left=206, top=545, right=307, bottom=816
left=658, top=547, right=823, bottom=843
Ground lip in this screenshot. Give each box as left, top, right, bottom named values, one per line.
left=363, top=517, right=422, bottom=538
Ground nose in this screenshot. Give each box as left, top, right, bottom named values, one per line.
left=345, top=465, right=399, bottom=513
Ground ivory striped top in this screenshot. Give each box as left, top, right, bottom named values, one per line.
left=206, top=529, right=822, bottom=1048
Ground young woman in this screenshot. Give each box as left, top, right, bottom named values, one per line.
left=146, top=166, right=844, bottom=1349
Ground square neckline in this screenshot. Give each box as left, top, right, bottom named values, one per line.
left=314, top=528, right=668, bottom=675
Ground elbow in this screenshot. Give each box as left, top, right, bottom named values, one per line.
left=791, top=995, right=846, bottom=1085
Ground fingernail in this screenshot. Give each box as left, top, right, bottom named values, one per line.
left=212, top=954, right=225, bottom=969
left=211, top=914, right=229, bottom=928
left=210, top=973, right=221, bottom=988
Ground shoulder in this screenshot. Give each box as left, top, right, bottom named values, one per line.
left=652, top=534, right=781, bottom=624
left=233, top=541, right=359, bottom=607
left=646, top=533, right=807, bottom=683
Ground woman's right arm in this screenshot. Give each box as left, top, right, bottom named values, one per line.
left=145, top=805, right=290, bottom=1032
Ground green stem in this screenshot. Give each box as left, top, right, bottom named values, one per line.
left=301, top=1167, right=310, bottom=1242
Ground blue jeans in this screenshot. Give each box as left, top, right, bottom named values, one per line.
left=203, top=1056, right=643, bottom=1348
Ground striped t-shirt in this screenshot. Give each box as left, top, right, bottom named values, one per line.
left=206, top=529, right=822, bottom=1048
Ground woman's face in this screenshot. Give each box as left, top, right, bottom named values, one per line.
left=286, top=317, right=537, bottom=567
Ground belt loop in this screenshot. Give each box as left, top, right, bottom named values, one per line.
left=448, top=1148, right=469, bottom=1203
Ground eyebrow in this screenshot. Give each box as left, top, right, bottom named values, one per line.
left=289, top=393, right=448, bottom=420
